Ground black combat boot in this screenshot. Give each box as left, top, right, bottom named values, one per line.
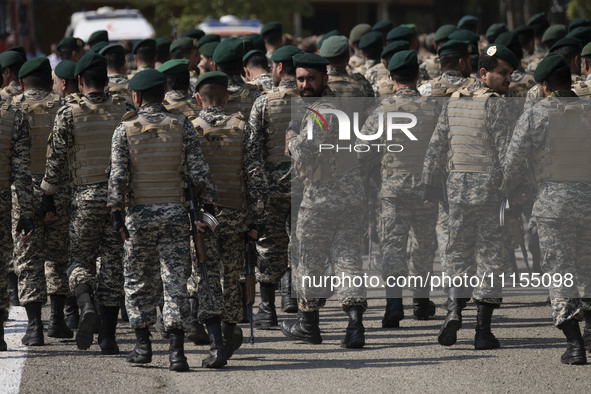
left=22, top=302, right=44, bottom=346
left=47, top=295, right=74, bottom=339
left=559, top=319, right=587, bottom=365
left=221, top=322, right=243, bottom=359
left=8, top=271, right=19, bottom=306
left=127, top=327, right=152, bottom=363
left=169, top=329, right=190, bottom=371
left=281, top=269, right=298, bottom=313
left=382, top=287, right=404, bottom=328
left=413, top=288, right=436, bottom=320
left=98, top=305, right=120, bottom=355
left=202, top=317, right=227, bottom=368
left=342, top=306, right=365, bottom=348
left=74, top=284, right=97, bottom=350
left=438, top=287, right=463, bottom=346
left=0, top=308, right=8, bottom=351
left=281, top=310, right=322, bottom=344
left=474, top=302, right=500, bottom=349
left=64, top=295, right=79, bottom=330
left=186, top=297, right=209, bottom=345
left=583, top=311, right=591, bottom=353
left=253, top=283, right=278, bottom=328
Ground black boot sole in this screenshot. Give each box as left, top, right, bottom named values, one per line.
left=127, top=349, right=152, bottom=364
left=48, top=324, right=74, bottom=339
left=170, top=362, right=190, bottom=372
left=202, top=355, right=227, bottom=368
left=21, top=334, right=44, bottom=346
left=438, top=320, right=460, bottom=346
left=561, top=353, right=587, bottom=365
left=76, top=310, right=97, bottom=350
left=280, top=321, right=322, bottom=344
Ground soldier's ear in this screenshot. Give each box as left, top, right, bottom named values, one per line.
left=195, top=93, right=203, bottom=107
left=479, top=67, right=487, bottom=80
left=222, top=93, right=230, bottom=106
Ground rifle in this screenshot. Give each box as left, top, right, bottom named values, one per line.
left=244, top=235, right=257, bottom=345
left=367, top=194, right=376, bottom=271
left=499, top=198, right=531, bottom=275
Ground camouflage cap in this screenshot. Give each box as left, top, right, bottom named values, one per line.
left=381, top=40, right=410, bottom=59
left=387, top=49, right=418, bottom=72
left=8, top=46, right=26, bottom=61
left=485, top=23, right=507, bottom=43
left=386, top=26, right=414, bottom=42
left=199, top=42, right=219, bottom=58
left=292, top=53, right=330, bottom=71
left=318, top=30, right=341, bottom=51
left=534, top=52, right=568, bottom=82
left=358, top=31, right=383, bottom=50
left=320, top=35, right=349, bottom=58
left=0, top=50, right=25, bottom=69
left=582, top=42, right=591, bottom=57
left=242, top=49, right=266, bottom=64
left=550, top=37, right=582, bottom=52
left=158, top=59, right=190, bottom=74
left=437, top=39, right=471, bottom=56
left=54, top=60, right=77, bottom=81
left=566, top=26, right=591, bottom=46
left=89, top=41, right=109, bottom=54
left=170, top=37, right=199, bottom=53
left=271, top=45, right=303, bottom=62
left=483, top=44, right=519, bottom=69
left=74, top=53, right=107, bottom=77
left=434, top=24, right=458, bottom=43
left=129, top=68, right=167, bottom=91
left=541, top=24, right=567, bottom=44
left=99, top=43, right=125, bottom=56
left=212, top=37, right=244, bottom=64
left=372, top=21, right=393, bottom=34
left=195, top=71, right=228, bottom=92
left=199, top=34, right=221, bottom=46
left=349, top=23, right=372, bottom=44
left=88, top=30, right=109, bottom=47
left=457, top=15, right=478, bottom=30
left=261, top=21, right=282, bottom=36
left=132, top=38, right=156, bottom=55
left=18, top=57, right=51, bottom=79
left=184, top=29, right=205, bottom=40
left=528, top=12, right=549, bottom=28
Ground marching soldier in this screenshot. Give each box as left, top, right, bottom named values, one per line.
left=159, top=59, right=201, bottom=120
left=198, top=35, right=221, bottom=74
left=129, top=39, right=156, bottom=77
left=56, top=37, right=85, bottom=62
left=243, top=50, right=274, bottom=91
left=169, top=37, right=201, bottom=94
left=261, top=22, right=284, bottom=60
left=53, top=60, right=79, bottom=99
left=0, top=51, right=25, bottom=100
left=348, top=24, right=372, bottom=73
left=573, top=42, right=591, bottom=95
left=100, top=44, right=132, bottom=104
left=376, top=40, right=410, bottom=97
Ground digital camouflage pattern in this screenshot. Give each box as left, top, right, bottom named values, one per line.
left=249, top=73, right=274, bottom=91
left=1, top=81, right=22, bottom=100
left=163, top=89, right=201, bottom=121
left=419, top=70, right=476, bottom=97
left=327, top=67, right=374, bottom=97
left=508, top=68, right=536, bottom=97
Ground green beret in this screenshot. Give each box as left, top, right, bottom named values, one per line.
left=485, top=23, right=507, bottom=43
left=349, top=24, right=372, bottom=44
left=261, top=21, right=282, bottom=36
left=495, top=31, right=519, bottom=48
left=244, top=34, right=265, bottom=51
left=292, top=53, right=330, bottom=71
left=582, top=42, right=591, bottom=57
left=386, top=26, right=414, bottom=42
left=271, top=45, right=303, bottom=62
left=212, top=37, right=244, bottom=64
left=318, top=30, right=341, bottom=51
left=514, top=25, right=534, bottom=39
left=199, top=34, right=221, bottom=46
left=550, top=37, right=582, bottom=52
left=401, top=24, right=416, bottom=33
left=156, top=37, right=172, bottom=51
left=170, top=37, right=198, bottom=54
left=457, top=15, right=478, bottom=30
left=566, top=26, right=591, bottom=46
left=200, top=42, right=219, bottom=58
left=381, top=40, right=410, bottom=59
left=243, top=49, right=265, bottom=64
left=372, top=21, right=393, bottom=34
left=358, top=31, right=383, bottom=50
left=542, top=24, right=567, bottom=44
left=184, top=29, right=205, bottom=40
left=54, top=60, right=77, bottom=81
left=99, top=43, right=125, bottom=56
left=8, top=46, right=26, bottom=61
left=158, top=59, right=190, bottom=74
left=528, top=12, right=548, bottom=28
left=132, top=39, right=156, bottom=55
left=89, top=41, right=109, bottom=54
left=320, top=35, right=349, bottom=58
left=0, top=51, right=24, bottom=69
left=483, top=44, right=519, bottom=70
left=18, top=57, right=51, bottom=79
left=449, top=29, right=479, bottom=44
left=129, top=69, right=167, bottom=91
left=74, top=53, right=107, bottom=77
left=57, top=37, right=77, bottom=51
left=195, top=71, right=228, bottom=92
left=569, top=18, right=591, bottom=32
left=437, top=39, right=471, bottom=56
left=76, top=38, right=85, bottom=49
left=388, top=50, right=418, bottom=72
left=434, top=24, right=458, bottom=43
left=534, top=52, right=568, bottom=82
left=88, top=30, right=108, bottom=47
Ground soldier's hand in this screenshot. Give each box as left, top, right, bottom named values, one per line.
left=15, top=217, right=34, bottom=243
left=40, top=194, right=57, bottom=222
left=423, top=185, right=442, bottom=208
left=111, top=210, right=129, bottom=241
left=195, top=220, right=207, bottom=233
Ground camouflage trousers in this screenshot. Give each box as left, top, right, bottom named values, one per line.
left=256, top=195, right=290, bottom=284
left=124, top=203, right=191, bottom=331
left=68, top=187, right=124, bottom=307
left=12, top=177, right=70, bottom=304
left=0, top=188, right=11, bottom=310
left=436, top=204, right=449, bottom=273
left=294, top=192, right=367, bottom=312
left=446, top=203, right=512, bottom=306
left=379, top=195, right=437, bottom=296
left=536, top=216, right=591, bottom=327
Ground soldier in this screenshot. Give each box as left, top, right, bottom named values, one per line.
left=155, top=37, right=172, bottom=68
left=0, top=51, right=25, bottom=99
left=198, top=35, right=221, bottom=74
left=249, top=45, right=304, bottom=326
left=170, top=37, right=200, bottom=94
left=11, top=58, right=72, bottom=346
left=422, top=45, right=519, bottom=349
left=419, top=40, right=474, bottom=97
left=495, top=31, right=536, bottom=97
left=320, top=35, right=374, bottom=97
left=185, top=29, right=205, bottom=40
left=0, top=76, right=34, bottom=351
left=348, top=24, right=372, bottom=73
left=159, top=59, right=201, bottom=121
left=192, top=71, right=267, bottom=366
left=485, top=23, right=507, bottom=45
left=376, top=40, right=410, bottom=97
left=282, top=53, right=367, bottom=348
left=57, top=37, right=85, bottom=62
left=528, top=13, right=550, bottom=56
left=108, top=68, right=215, bottom=371
left=130, top=39, right=156, bottom=76
left=243, top=50, right=274, bottom=91
left=41, top=53, right=132, bottom=354
left=359, top=31, right=384, bottom=95
left=99, top=44, right=132, bottom=104
left=457, top=15, right=478, bottom=33
left=373, top=21, right=394, bottom=43
left=53, top=60, right=79, bottom=99
left=502, top=53, right=590, bottom=365
left=448, top=29, right=481, bottom=81
left=87, top=30, right=108, bottom=52
left=573, top=42, right=591, bottom=95
left=422, top=24, right=459, bottom=80
left=261, top=22, right=284, bottom=59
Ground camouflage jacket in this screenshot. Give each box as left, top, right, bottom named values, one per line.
left=419, top=70, right=474, bottom=97
left=108, top=74, right=129, bottom=85
left=365, top=62, right=380, bottom=95
left=328, top=66, right=374, bottom=97
left=108, top=102, right=215, bottom=208
left=249, top=73, right=274, bottom=91
left=1, top=80, right=22, bottom=99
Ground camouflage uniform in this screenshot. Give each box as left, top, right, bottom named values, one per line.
left=507, top=68, right=536, bottom=97
left=572, top=74, right=591, bottom=96
left=1, top=81, right=22, bottom=100
left=348, top=54, right=365, bottom=73
left=287, top=87, right=367, bottom=312
left=365, top=62, right=380, bottom=96
left=327, top=67, right=374, bottom=98
left=163, top=90, right=201, bottom=121
left=108, top=102, right=215, bottom=330
left=107, top=74, right=132, bottom=104
left=249, top=73, right=274, bottom=91
left=503, top=93, right=591, bottom=327
left=524, top=74, right=583, bottom=111
left=225, top=75, right=261, bottom=121
left=422, top=54, right=442, bottom=79
left=41, top=92, right=133, bottom=307
left=191, top=107, right=267, bottom=323
left=11, top=89, right=69, bottom=304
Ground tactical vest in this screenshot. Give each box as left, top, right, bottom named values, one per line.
left=12, top=93, right=62, bottom=175
left=430, top=76, right=476, bottom=97
left=265, top=87, right=301, bottom=163
left=423, top=55, right=441, bottom=79
left=380, top=98, right=437, bottom=177
left=375, top=64, right=396, bottom=97
left=0, top=103, right=16, bottom=188
left=328, top=74, right=366, bottom=97
left=106, top=81, right=132, bottom=104
left=68, top=94, right=127, bottom=186
left=533, top=99, right=591, bottom=182
left=123, top=113, right=187, bottom=205
left=225, top=84, right=259, bottom=120
left=193, top=114, right=247, bottom=210
left=509, top=71, right=536, bottom=97
left=447, top=90, right=498, bottom=173
left=572, top=81, right=591, bottom=97
left=163, top=97, right=201, bottom=121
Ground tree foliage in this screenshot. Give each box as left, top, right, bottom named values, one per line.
left=567, top=0, right=591, bottom=19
